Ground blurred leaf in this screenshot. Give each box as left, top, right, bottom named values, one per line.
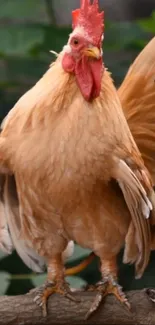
left=105, top=21, right=146, bottom=50
left=32, top=273, right=86, bottom=289
left=0, top=26, right=44, bottom=56
left=0, top=0, right=47, bottom=21
left=5, top=56, right=46, bottom=82
left=40, top=25, right=71, bottom=54
left=0, top=60, right=9, bottom=86
left=66, top=276, right=87, bottom=288
left=0, top=251, right=8, bottom=260
left=137, top=11, right=155, bottom=33
left=32, top=274, right=46, bottom=287
left=0, top=272, right=9, bottom=295
left=0, top=57, right=47, bottom=89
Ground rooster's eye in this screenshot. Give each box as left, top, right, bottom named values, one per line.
left=73, top=39, right=79, bottom=45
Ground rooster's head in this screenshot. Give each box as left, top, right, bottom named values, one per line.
left=62, top=0, right=104, bottom=101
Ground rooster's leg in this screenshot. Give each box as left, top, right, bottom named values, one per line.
left=32, top=254, right=79, bottom=317
left=85, top=257, right=130, bottom=319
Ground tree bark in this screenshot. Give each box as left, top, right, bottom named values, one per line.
left=0, top=289, right=155, bottom=325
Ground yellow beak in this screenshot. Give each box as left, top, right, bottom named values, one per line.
left=83, top=47, right=101, bottom=59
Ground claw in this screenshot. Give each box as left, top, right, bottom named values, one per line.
left=85, top=278, right=130, bottom=320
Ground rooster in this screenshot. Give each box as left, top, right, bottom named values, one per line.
left=0, top=0, right=155, bottom=319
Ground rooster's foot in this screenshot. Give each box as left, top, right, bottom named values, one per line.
left=31, top=280, right=79, bottom=317
left=85, top=276, right=130, bottom=319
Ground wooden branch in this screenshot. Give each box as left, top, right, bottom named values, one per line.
left=0, top=289, right=155, bottom=325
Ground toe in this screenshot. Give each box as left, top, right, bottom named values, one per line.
left=33, top=285, right=55, bottom=317
left=57, top=282, right=81, bottom=303
left=85, top=292, right=103, bottom=320
left=112, top=285, right=130, bottom=309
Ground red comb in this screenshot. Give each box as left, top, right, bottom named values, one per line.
left=72, top=0, right=104, bottom=46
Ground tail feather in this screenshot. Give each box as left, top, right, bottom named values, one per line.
left=118, top=37, right=155, bottom=183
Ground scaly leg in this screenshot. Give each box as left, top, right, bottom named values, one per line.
left=32, top=254, right=79, bottom=317
left=85, top=257, right=130, bottom=319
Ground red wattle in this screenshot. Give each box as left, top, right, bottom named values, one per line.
left=75, top=56, right=103, bottom=101
left=89, top=58, right=103, bottom=99
left=75, top=56, right=93, bottom=101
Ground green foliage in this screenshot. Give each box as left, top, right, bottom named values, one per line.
left=0, top=272, right=10, bottom=294
left=0, top=1, right=155, bottom=295
left=0, top=0, right=47, bottom=21
left=105, top=21, right=146, bottom=50
left=137, top=11, right=155, bottom=33
left=0, top=26, right=44, bottom=56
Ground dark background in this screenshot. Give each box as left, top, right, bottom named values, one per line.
left=0, top=0, right=155, bottom=296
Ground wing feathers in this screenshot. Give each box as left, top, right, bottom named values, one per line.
left=4, top=175, right=46, bottom=273
left=115, top=159, right=151, bottom=277
left=0, top=202, right=13, bottom=254
left=0, top=175, right=13, bottom=254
